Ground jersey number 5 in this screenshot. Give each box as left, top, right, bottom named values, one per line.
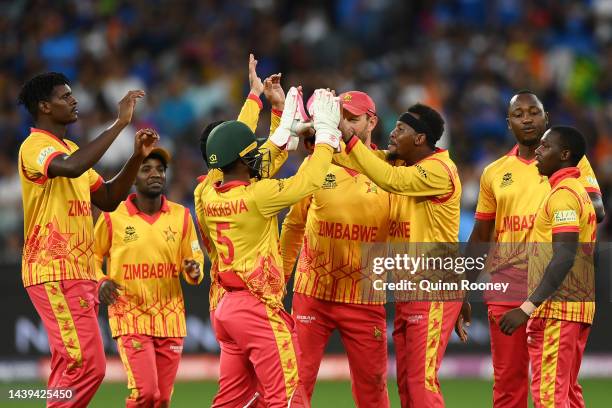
left=216, top=222, right=235, bottom=265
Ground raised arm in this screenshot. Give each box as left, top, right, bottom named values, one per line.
left=47, top=90, right=144, bottom=179
left=339, top=136, right=452, bottom=197
left=91, top=128, right=159, bottom=211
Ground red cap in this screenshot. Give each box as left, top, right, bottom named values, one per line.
left=339, top=91, right=376, bottom=116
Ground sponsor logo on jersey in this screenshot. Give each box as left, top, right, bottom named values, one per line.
left=415, top=164, right=427, bottom=178
left=322, top=173, right=337, bottom=189
left=37, top=146, right=56, bottom=166
left=554, top=210, right=577, bottom=224
left=500, top=172, right=513, bottom=188
left=124, top=225, right=138, bottom=243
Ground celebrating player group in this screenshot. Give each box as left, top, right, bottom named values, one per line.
left=17, top=53, right=603, bottom=408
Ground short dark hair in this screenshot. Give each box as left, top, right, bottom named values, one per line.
left=407, top=103, right=445, bottom=149
left=551, top=126, right=586, bottom=166
left=18, top=72, right=70, bottom=118
left=199, top=120, right=224, bottom=163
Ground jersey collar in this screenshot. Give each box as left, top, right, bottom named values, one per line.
left=548, top=167, right=580, bottom=188
left=415, top=147, right=447, bottom=165
left=506, top=144, right=536, bottom=165
left=31, top=127, right=69, bottom=149
left=125, top=193, right=170, bottom=216
left=213, top=180, right=250, bottom=193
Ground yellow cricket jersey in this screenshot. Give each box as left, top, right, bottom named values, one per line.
left=340, top=138, right=462, bottom=300
left=94, top=194, right=204, bottom=338
left=281, top=153, right=390, bottom=304
left=19, top=128, right=104, bottom=287
left=528, top=167, right=597, bottom=324
left=475, top=145, right=600, bottom=273
left=194, top=95, right=286, bottom=311
left=199, top=144, right=334, bottom=309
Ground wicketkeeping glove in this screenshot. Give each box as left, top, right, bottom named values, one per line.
left=311, top=89, right=341, bottom=150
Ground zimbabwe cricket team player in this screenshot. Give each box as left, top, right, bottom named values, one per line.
left=466, top=91, right=603, bottom=408
left=200, top=89, right=341, bottom=407
left=280, top=90, right=391, bottom=407
left=94, top=146, right=204, bottom=408
left=336, top=104, right=463, bottom=407
left=499, top=126, right=597, bottom=407
left=17, top=72, right=157, bottom=407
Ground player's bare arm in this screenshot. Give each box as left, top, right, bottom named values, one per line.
left=47, top=90, right=145, bottom=179
left=454, top=219, right=495, bottom=342
left=589, top=192, right=605, bottom=223
left=248, top=53, right=264, bottom=97
left=91, top=128, right=159, bottom=211
left=499, top=231, right=578, bottom=335
left=99, top=279, right=123, bottom=305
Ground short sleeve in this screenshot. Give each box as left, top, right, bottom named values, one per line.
left=548, top=188, right=582, bottom=234
left=88, top=168, right=104, bottom=192
left=475, top=168, right=496, bottom=220
left=20, top=137, right=65, bottom=180
left=577, top=157, right=601, bottom=195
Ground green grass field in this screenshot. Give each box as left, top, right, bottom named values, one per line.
left=2, top=379, right=610, bottom=407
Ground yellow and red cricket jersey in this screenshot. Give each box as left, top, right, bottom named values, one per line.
left=94, top=194, right=204, bottom=338
left=528, top=167, right=597, bottom=324
left=475, top=145, right=600, bottom=273
left=340, top=138, right=462, bottom=300
left=281, top=153, right=390, bottom=304
left=18, top=128, right=104, bottom=287
left=194, top=95, right=286, bottom=311
left=199, top=144, right=334, bottom=309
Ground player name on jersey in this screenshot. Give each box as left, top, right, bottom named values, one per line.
left=204, top=199, right=249, bottom=216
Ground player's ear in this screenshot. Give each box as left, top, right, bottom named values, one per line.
left=39, top=100, right=51, bottom=115
left=560, top=148, right=571, bottom=162
left=506, top=117, right=511, bottom=130
left=415, top=133, right=427, bottom=146
left=368, top=115, right=378, bottom=132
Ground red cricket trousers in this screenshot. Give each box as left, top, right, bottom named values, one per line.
left=211, top=291, right=309, bottom=408
left=210, top=309, right=265, bottom=408
left=393, top=301, right=461, bottom=408
left=291, top=293, right=389, bottom=408
left=527, top=318, right=590, bottom=408
left=26, top=280, right=106, bottom=407
left=488, top=303, right=530, bottom=408
left=116, top=334, right=183, bottom=408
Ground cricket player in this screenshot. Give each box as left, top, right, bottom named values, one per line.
left=17, top=72, right=156, bottom=407
left=194, top=54, right=288, bottom=323
left=499, top=126, right=597, bottom=408
left=201, top=88, right=340, bottom=407
left=337, top=104, right=463, bottom=407
left=94, top=147, right=204, bottom=408
left=280, top=91, right=391, bottom=407
left=465, top=91, right=603, bottom=408
left=194, top=54, right=289, bottom=407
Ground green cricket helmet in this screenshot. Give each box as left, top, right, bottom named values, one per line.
left=206, top=120, right=269, bottom=179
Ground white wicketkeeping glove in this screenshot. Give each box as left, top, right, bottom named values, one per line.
left=269, top=86, right=299, bottom=148
left=270, top=86, right=311, bottom=150
left=286, top=87, right=311, bottom=150
left=311, top=89, right=341, bottom=150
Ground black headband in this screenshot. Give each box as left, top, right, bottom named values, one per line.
left=398, top=112, right=431, bottom=137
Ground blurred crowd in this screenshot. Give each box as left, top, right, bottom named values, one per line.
left=1, top=0, right=611, bottom=261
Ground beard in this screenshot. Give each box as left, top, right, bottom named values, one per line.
left=387, top=150, right=399, bottom=161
